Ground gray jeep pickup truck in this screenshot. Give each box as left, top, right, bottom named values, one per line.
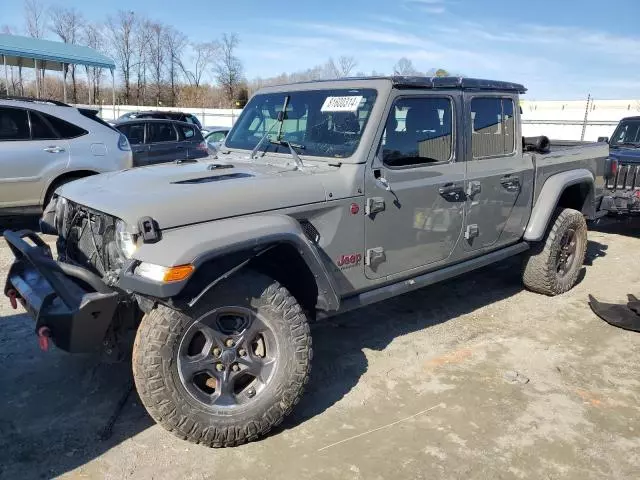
left=3, top=76, right=608, bottom=447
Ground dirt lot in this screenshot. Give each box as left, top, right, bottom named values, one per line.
left=1, top=218, right=639, bottom=480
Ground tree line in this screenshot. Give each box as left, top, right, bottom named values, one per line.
left=1, top=0, right=451, bottom=108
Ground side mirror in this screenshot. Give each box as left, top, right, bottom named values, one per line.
left=597, top=136, right=609, bottom=144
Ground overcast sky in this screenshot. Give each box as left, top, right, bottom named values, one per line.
left=3, top=0, right=639, bottom=100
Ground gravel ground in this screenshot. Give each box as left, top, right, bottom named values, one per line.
left=0, top=218, right=639, bottom=480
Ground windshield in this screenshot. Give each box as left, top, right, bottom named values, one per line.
left=225, top=88, right=378, bottom=158
left=611, top=119, right=640, bottom=147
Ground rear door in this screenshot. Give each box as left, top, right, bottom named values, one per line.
left=116, top=122, right=148, bottom=166
left=176, top=123, right=207, bottom=159
left=0, top=106, right=69, bottom=209
left=146, top=121, right=182, bottom=165
left=462, top=94, right=534, bottom=250
left=364, top=92, right=466, bottom=279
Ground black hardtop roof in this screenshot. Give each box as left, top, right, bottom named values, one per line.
left=282, top=76, right=527, bottom=93
left=620, top=116, right=640, bottom=121
left=115, top=118, right=195, bottom=126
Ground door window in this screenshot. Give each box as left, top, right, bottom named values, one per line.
left=0, top=107, right=30, bottom=141
left=381, top=97, right=453, bottom=167
left=471, top=98, right=515, bottom=158
left=30, top=112, right=59, bottom=140
left=148, top=122, right=178, bottom=143
left=207, top=131, right=227, bottom=143
left=117, top=123, right=145, bottom=145
left=41, top=113, right=87, bottom=138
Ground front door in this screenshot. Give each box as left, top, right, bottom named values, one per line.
left=146, top=121, right=182, bottom=165
left=0, top=106, right=69, bottom=209
left=463, top=94, right=534, bottom=250
left=364, top=93, right=466, bottom=279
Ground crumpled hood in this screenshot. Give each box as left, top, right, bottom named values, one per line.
left=57, top=156, right=328, bottom=229
left=610, top=147, right=640, bottom=164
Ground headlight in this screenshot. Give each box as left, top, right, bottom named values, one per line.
left=115, top=220, right=138, bottom=259
left=135, top=262, right=194, bottom=283
left=54, top=196, right=68, bottom=232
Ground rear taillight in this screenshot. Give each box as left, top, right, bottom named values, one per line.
left=197, top=141, right=207, bottom=152
left=605, top=157, right=618, bottom=179
left=118, top=133, right=131, bottom=151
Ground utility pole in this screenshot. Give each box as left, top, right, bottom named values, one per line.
left=580, top=94, right=591, bottom=142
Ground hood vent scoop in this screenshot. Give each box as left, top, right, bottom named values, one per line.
left=207, top=163, right=234, bottom=170
left=171, top=172, right=253, bottom=185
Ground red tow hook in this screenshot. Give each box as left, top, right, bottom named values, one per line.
left=37, top=326, right=51, bottom=352
left=7, top=289, right=18, bottom=310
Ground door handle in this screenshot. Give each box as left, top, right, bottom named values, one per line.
left=43, top=146, right=65, bottom=153
left=438, top=183, right=465, bottom=202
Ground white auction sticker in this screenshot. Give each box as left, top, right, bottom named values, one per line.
left=320, top=95, right=364, bottom=112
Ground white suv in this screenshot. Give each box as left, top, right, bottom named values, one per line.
left=0, top=97, right=133, bottom=215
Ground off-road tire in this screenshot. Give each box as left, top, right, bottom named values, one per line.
left=132, top=271, right=311, bottom=447
left=522, top=207, right=588, bottom=295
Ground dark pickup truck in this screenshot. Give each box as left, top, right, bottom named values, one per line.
left=599, top=116, right=640, bottom=215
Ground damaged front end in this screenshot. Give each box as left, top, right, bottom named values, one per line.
left=4, top=197, right=143, bottom=355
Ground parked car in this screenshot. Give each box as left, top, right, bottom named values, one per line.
left=597, top=116, right=640, bottom=215
left=203, top=127, right=229, bottom=154
left=117, top=111, right=203, bottom=131
left=115, top=118, right=209, bottom=166
left=4, top=76, right=608, bottom=447
left=0, top=96, right=132, bottom=216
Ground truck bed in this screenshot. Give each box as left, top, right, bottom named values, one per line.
left=531, top=140, right=608, bottom=217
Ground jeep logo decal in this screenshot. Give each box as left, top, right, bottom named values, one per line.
left=337, top=253, right=362, bottom=268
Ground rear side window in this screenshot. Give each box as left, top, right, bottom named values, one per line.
left=471, top=98, right=515, bottom=158
left=30, top=111, right=58, bottom=140
left=382, top=96, right=454, bottom=167
left=0, top=107, right=30, bottom=141
left=179, top=124, right=197, bottom=139
left=117, top=123, right=145, bottom=145
left=148, top=122, right=178, bottom=143
left=33, top=111, right=87, bottom=139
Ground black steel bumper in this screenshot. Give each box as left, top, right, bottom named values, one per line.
left=600, top=190, right=640, bottom=215
left=3, top=230, right=119, bottom=353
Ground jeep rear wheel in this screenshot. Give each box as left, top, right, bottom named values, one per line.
left=522, top=207, right=588, bottom=296
left=132, top=271, right=311, bottom=447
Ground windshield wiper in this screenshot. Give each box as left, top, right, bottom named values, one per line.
left=269, top=139, right=305, bottom=170
left=250, top=95, right=290, bottom=159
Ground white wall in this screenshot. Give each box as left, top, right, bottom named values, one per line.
left=87, top=98, right=640, bottom=141
left=83, top=104, right=242, bottom=128
left=521, top=99, right=640, bottom=141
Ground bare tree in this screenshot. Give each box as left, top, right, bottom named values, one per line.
left=1, top=25, right=20, bottom=94
left=83, top=22, right=105, bottom=103
left=148, top=22, right=165, bottom=106
left=107, top=10, right=135, bottom=104
left=323, top=58, right=340, bottom=79
left=181, top=41, right=219, bottom=89
left=24, top=0, right=46, bottom=38
left=393, top=57, right=420, bottom=76
left=23, top=0, right=48, bottom=95
left=50, top=7, right=84, bottom=102
left=337, top=56, right=357, bottom=77
left=214, top=33, right=244, bottom=107
left=163, top=26, right=186, bottom=107
left=133, top=18, right=151, bottom=105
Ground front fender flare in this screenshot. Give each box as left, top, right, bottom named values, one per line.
left=124, top=214, right=341, bottom=311
left=524, top=169, right=594, bottom=242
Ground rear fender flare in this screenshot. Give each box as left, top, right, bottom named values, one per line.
left=524, top=169, right=594, bottom=242
left=129, top=214, right=341, bottom=311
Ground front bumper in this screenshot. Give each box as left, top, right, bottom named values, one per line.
left=3, top=230, right=119, bottom=353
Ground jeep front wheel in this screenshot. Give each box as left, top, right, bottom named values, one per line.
left=132, top=271, right=311, bottom=447
left=522, top=207, right=588, bottom=295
